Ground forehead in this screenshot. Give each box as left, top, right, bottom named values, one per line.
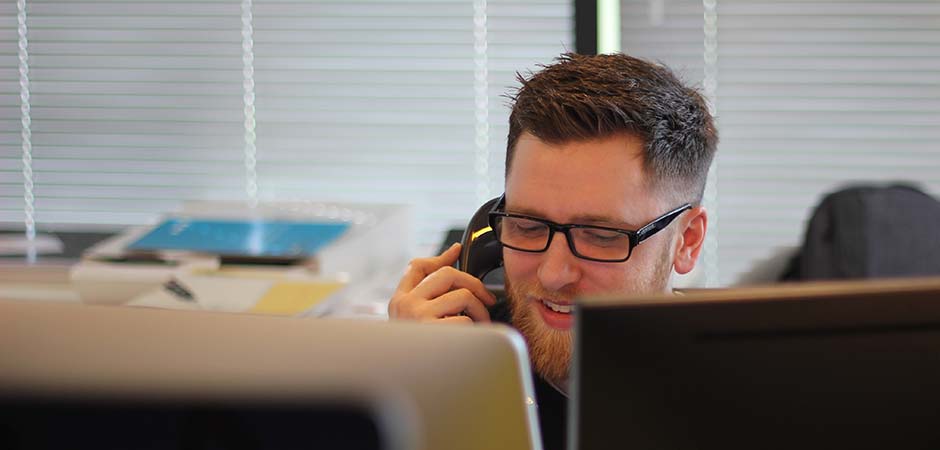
left=505, top=133, right=664, bottom=226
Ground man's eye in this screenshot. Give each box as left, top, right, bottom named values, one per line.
left=581, top=229, right=628, bottom=246
left=509, top=220, right=545, bottom=235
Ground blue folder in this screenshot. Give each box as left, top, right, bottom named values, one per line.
left=127, top=218, right=350, bottom=258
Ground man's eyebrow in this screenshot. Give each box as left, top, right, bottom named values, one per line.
left=570, top=214, right=640, bottom=229
left=506, top=205, right=640, bottom=229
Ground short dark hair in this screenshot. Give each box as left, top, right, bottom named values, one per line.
left=505, top=53, right=718, bottom=204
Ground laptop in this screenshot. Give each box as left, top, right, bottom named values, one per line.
left=0, top=300, right=542, bottom=450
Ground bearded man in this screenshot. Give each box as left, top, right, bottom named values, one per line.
left=389, top=52, right=718, bottom=450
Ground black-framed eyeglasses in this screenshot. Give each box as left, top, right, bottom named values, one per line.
left=487, top=194, right=691, bottom=263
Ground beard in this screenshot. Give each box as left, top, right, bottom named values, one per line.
left=504, top=239, right=676, bottom=385
left=506, top=276, right=574, bottom=386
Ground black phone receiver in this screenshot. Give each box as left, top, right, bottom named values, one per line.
left=456, top=196, right=504, bottom=281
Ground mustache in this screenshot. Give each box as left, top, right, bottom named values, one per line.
left=504, top=278, right=578, bottom=302
left=506, top=280, right=576, bottom=304
left=505, top=281, right=580, bottom=316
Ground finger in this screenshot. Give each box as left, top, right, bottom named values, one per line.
left=395, top=243, right=462, bottom=293
left=436, top=315, right=474, bottom=325
left=413, top=266, right=497, bottom=307
left=423, top=289, right=491, bottom=323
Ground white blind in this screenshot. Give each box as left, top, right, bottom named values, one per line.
left=1, top=0, right=247, bottom=226
left=624, top=0, right=940, bottom=285
left=1, top=0, right=573, bottom=251
left=249, top=0, right=573, bottom=248
left=621, top=0, right=704, bottom=85
left=1, top=2, right=27, bottom=225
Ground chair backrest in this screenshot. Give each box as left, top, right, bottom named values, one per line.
left=782, top=184, right=940, bottom=281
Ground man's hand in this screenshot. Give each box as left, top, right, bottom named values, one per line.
left=388, top=243, right=498, bottom=324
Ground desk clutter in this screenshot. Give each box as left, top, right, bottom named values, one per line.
left=128, top=269, right=346, bottom=316
left=68, top=200, right=411, bottom=317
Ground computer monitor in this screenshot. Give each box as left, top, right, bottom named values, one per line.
left=0, top=300, right=542, bottom=450
left=571, top=277, right=940, bottom=450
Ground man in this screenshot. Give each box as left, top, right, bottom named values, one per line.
left=388, top=53, right=718, bottom=450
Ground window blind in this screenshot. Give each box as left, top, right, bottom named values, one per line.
left=1, top=0, right=573, bottom=252
left=249, top=0, right=573, bottom=249
left=2, top=1, right=28, bottom=227
left=623, top=0, right=940, bottom=285
left=1, top=0, right=247, bottom=227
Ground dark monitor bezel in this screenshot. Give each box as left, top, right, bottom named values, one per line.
left=570, top=277, right=940, bottom=450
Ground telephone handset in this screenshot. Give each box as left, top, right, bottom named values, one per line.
left=455, top=196, right=508, bottom=318
left=456, top=196, right=504, bottom=281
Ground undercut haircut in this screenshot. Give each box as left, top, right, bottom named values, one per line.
left=505, top=53, right=718, bottom=204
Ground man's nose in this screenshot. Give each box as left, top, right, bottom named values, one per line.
left=537, top=231, right=581, bottom=292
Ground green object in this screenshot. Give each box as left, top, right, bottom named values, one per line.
left=597, top=0, right=621, bottom=54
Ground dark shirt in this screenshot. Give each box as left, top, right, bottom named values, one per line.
left=490, top=299, right=568, bottom=450
left=532, top=373, right=568, bottom=450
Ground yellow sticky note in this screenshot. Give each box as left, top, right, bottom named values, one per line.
left=249, top=281, right=344, bottom=316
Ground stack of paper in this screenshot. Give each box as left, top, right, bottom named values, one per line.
left=127, top=268, right=346, bottom=317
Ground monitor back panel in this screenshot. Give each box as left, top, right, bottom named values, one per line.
left=0, top=396, right=381, bottom=450
left=0, top=299, right=541, bottom=450
left=572, top=278, right=940, bottom=450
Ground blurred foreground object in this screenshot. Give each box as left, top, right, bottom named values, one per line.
left=0, top=299, right=540, bottom=450
left=574, top=276, right=940, bottom=450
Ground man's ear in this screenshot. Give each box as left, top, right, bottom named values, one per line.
left=673, top=206, right=707, bottom=275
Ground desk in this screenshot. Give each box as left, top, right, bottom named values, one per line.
left=0, top=254, right=393, bottom=320
left=0, top=261, right=81, bottom=303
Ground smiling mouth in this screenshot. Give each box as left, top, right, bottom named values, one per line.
left=540, top=298, right=573, bottom=314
